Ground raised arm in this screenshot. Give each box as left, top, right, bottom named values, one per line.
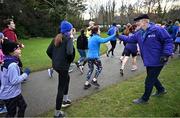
left=118, top=33, right=138, bottom=44
left=97, top=34, right=116, bottom=43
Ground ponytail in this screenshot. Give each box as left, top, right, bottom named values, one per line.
left=54, top=33, right=63, bottom=47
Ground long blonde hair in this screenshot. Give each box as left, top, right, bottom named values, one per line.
left=54, top=33, right=63, bottom=47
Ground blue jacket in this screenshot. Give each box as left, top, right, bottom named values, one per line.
left=172, top=25, right=179, bottom=40
left=87, top=34, right=116, bottom=59
left=118, top=23, right=173, bottom=67
left=107, top=26, right=117, bottom=35
left=125, top=43, right=138, bottom=53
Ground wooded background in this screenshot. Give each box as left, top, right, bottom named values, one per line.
left=0, top=0, right=179, bottom=38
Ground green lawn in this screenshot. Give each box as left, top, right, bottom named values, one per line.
left=42, top=58, right=180, bottom=117
left=20, top=32, right=108, bottom=72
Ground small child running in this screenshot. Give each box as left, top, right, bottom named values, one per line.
left=0, top=40, right=30, bottom=117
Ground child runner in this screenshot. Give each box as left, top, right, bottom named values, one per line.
left=0, top=40, right=30, bottom=117
left=76, top=29, right=88, bottom=73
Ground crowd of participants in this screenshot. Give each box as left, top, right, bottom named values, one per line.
left=0, top=14, right=179, bottom=117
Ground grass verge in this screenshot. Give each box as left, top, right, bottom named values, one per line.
left=20, top=33, right=108, bottom=72
left=42, top=58, right=180, bottom=117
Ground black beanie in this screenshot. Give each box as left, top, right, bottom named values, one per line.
left=2, top=40, right=19, bottom=55
left=134, top=14, right=149, bottom=21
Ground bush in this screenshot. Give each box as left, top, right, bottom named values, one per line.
left=16, top=24, right=30, bottom=39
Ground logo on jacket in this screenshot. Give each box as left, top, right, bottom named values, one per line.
left=148, top=34, right=156, bottom=38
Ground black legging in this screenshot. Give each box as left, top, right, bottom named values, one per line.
left=108, top=40, right=116, bottom=56
left=174, top=42, right=180, bottom=54
left=55, top=69, right=70, bottom=110
left=4, top=94, right=27, bottom=117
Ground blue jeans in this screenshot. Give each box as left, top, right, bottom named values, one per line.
left=142, top=66, right=165, bottom=101
left=78, top=49, right=87, bottom=65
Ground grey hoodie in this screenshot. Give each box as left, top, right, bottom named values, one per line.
left=0, top=63, right=28, bottom=99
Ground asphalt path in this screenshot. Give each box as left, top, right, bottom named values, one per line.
left=1, top=42, right=146, bottom=117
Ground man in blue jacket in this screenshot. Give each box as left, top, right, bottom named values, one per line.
left=118, top=14, right=173, bottom=104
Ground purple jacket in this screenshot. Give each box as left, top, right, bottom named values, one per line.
left=125, top=33, right=138, bottom=53
left=118, top=23, right=173, bottom=67
left=125, top=43, right=138, bottom=53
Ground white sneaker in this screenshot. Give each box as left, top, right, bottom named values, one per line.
left=62, top=100, right=72, bottom=108
left=48, top=68, right=53, bottom=78
left=68, top=68, right=73, bottom=73
left=131, top=65, right=137, bottom=71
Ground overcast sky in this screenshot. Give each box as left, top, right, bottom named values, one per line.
left=83, top=0, right=135, bottom=19
left=82, top=0, right=180, bottom=19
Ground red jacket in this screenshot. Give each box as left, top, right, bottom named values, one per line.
left=2, top=28, right=18, bottom=42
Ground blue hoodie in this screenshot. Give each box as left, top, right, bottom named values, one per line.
left=118, top=23, right=173, bottom=67
left=87, top=34, right=116, bottom=59
left=107, top=26, right=117, bottom=40
left=172, top=25, right=179, bottom=40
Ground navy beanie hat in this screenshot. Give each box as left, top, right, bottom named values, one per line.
left=2, top=40, right=19, bottom=55
left=60, top=20, right=73, bottom=33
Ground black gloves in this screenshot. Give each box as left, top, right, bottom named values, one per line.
left=160, top=56, right=169, bottom=64
left=24, top=68, right=31, bottom=75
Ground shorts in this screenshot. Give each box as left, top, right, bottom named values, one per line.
left=124, top=48, right=137, bottom=57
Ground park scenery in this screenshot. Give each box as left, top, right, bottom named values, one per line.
left=0, top=0, right=180, bottom=117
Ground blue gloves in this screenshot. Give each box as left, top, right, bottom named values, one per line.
left=160, top=56, right=169, bottom=64
left=24, top=68, right=31, bottom=75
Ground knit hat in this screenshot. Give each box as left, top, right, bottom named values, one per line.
left=2, top=40, right=19, bottom=55
left=0, top=32, right=4, bottom=39
left=134, top=14, right=149, bottom=21
left=60, top=20, right=73, bottom=33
